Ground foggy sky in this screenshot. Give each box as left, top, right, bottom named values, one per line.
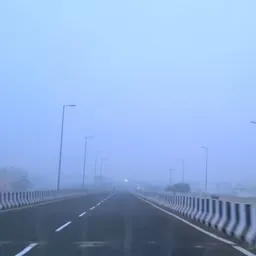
left=1, top=0, right=256, bottom=189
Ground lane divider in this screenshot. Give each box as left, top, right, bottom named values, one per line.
left=14, top=193, right=115, bottom=256
left=55, top=221, right=72, bottom=232
left=56, top=193, right=115, bottom=232
left=84, top=193, right=115, bottom=212
left=78, top=212, right=86, bottom=217
left=14, top=243, right=38, bottom=256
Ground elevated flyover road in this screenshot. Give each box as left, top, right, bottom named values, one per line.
left=0, top=192, right=252, bottom=256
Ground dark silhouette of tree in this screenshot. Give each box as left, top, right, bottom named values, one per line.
left=165, top=182, right=191, bottom=193
left=0, top=167, right=33, bottom=191
left=11, top=175, right=33, bottom=191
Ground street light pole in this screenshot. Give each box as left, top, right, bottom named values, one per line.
left=182, top=159, right=185, bottom=184
left=100, top=159, right=104, bottom=177
left=169, top=168, right=175, bottom=186
left=82, top=136, right=94, bottom=188
left=201, top=146, right=208, bottom=193
left=100, top=158, right=107, bottom=177
left=176, top=157, right=185, bottom=183
left=57, top=104, right=76, bottom=191
left=94, top=155, right=98, bottom=178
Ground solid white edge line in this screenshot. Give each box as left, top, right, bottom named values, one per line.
left=55, top=221, right=72, bottom=232
left=79, top=212, right=86, bottom=217
left=232, top=246, right=256, bottom=256
left=133, top=194, right=256, bottom=256
left=134, top=194, right=234, bottom=244
left=15, top=243, right=38, bottom=256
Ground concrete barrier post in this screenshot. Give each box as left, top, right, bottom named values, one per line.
left=217, top=201, right=227, bottom=232
left=0, top=193, right=3, bottom=210
left=211, top=200, right=220, bottom=228
left=7, top=192, right=12, bottom=208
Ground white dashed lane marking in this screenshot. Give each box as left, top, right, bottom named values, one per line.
left=78, top=212, right=86, bottom=217
left=14, top=243, right=38, bottom=256
left=13, top=194, right=115, bottom=255
left=88, top=193, right=114, bottom=211
left=55, top=221, right=72, bottom=232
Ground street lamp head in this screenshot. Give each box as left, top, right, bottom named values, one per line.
left=85, top=136, right=94, bottom=139
left=64, top=104, right=76, bottom=108
left=251, top=121, right=256, bottom=124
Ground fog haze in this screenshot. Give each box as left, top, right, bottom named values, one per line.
left=1, top=0, right=256, bottom=190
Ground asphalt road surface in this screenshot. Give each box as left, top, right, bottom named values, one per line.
left=0, top=192, right=247, bottom=256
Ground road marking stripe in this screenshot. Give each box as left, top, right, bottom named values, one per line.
left=76, top=241, right=110, bottom=247
left=232, top=246, right=256, bottom=256
left=55, top=221, right=72, bottom=232
left=15, top=243, right=38, bottom=256
left=79, top=212, right=86, bottom=217
left=134, top=194, right=256, bottom=256
left=87, top=194, right=114, bottom=211
left=135, top=194, right=234, bottom=244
